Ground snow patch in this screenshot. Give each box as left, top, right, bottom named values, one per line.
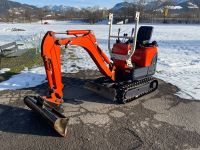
left=188, top=2, right=199, bottom=9
left=0, top=68, right=10, bottom=74
left=167, top=5, right=183, bottom=10
left=0, top=23, right=200, bottom=100
left=116, top=21, right=124, bottom=25
left=0, top=67, right=46, bottom=91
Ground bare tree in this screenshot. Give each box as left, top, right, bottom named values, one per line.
left=79, top=7, right=107, bottom=24
left=7, top=9, right=16, bottom=23
left=24, top=9, right=32, bottom=23
left=37, top=9, right=45, bottom=24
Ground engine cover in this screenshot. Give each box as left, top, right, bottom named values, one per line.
left=111, top=43, right=158, bottom=70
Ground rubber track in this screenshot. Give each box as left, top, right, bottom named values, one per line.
left=116, top=77, right=158, bottom=104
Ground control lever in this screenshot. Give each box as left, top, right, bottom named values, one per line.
left=123, top=33, right=128, bottom=43
left=131, top=28, right=134, bottom=37
left=129, top=28, right=135, bottom=43
left=117, top=28, right=121, bottom=43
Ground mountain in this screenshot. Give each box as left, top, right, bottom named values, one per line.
left=178, top=0, right=199, bottom=9
left=111, top=2, right=132, bottom=11
left=149, top=0, right=199, bottom=11
left=43, top=5, right=80, bottom=12
left=0, top=0, right=38, bottom=14
left=112, top=0, right=200, bottom=12
left=0, top=0, right=199, bottom=23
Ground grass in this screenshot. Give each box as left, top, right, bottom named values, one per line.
left=0, top=49, right=43, bottom=82
left=0, top=47, right=68, bottom=82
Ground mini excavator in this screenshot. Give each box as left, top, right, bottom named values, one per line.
left=24, top=12, right=158, bottom=137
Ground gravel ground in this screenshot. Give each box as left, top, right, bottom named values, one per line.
left=0, top=70, right=200, bottom=150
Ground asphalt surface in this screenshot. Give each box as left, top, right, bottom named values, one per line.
left=0, top=70, right=200, bottom=150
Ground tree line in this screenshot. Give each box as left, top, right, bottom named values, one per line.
left=1, top=0, right=200, bottom=24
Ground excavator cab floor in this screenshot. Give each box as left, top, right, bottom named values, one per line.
left=24, top=96, right=69, bottom=137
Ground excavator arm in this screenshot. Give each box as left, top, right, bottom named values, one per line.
left=41, top=30, right=116, bottom=105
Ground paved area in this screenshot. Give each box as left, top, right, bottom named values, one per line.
left=0, top=70, right=200, bottom=150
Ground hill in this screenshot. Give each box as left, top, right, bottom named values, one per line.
left=111, top=0, right=200, bottom=11
left=0, top=0, right=38, bottom=14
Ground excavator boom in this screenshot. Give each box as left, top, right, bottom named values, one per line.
left=24, top=30, right=117, bottom=137
left=41, top=30, right=115, bottom=105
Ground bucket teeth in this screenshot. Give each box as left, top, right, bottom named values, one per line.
left=24, top=96, right=68, bottom=137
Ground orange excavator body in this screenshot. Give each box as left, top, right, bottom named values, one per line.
left=41, top=30, right=117, bottom=105
left=24, top=27, right=158, bottom=137
left=41, top=30, right=158, bottom=105
left=112, top=43, right=157, bottom=70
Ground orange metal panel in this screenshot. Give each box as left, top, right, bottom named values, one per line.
left=41, top=31, right=115, bottom=105
left=112, top=43, right=158, bottom=69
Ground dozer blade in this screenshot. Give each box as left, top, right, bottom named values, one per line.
left=24, top=96, right=69, bottom=137
left=84, top=81, right=117, bottom=101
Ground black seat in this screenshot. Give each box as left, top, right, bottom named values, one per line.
left=137, top=26, right=153, bottom=47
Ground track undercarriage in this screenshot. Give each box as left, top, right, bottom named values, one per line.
left=85, top=77, right=158, bottom=104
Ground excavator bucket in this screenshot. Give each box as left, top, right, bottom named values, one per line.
left=24, top=96, right=69, bottom=137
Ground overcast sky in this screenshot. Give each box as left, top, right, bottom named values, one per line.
left=12, top=0, right=123, bottom=8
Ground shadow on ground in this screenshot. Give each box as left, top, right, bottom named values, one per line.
left=0, top=71, right=116, bottom=137
left=1, top=70, right=200, bottom=150
left=0, top=70, right=118, bottom=137
left=31, top=73, right=116, bottom=105
left=0, top=104, right=60, bottom=137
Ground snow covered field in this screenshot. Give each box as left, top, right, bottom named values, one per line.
left=0, top=21, right=199, bottom=100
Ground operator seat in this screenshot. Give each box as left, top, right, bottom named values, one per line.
left=136, top=26, right=156, bottom=48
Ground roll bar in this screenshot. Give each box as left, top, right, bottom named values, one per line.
left=108, top=12, right=140, bottom=68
